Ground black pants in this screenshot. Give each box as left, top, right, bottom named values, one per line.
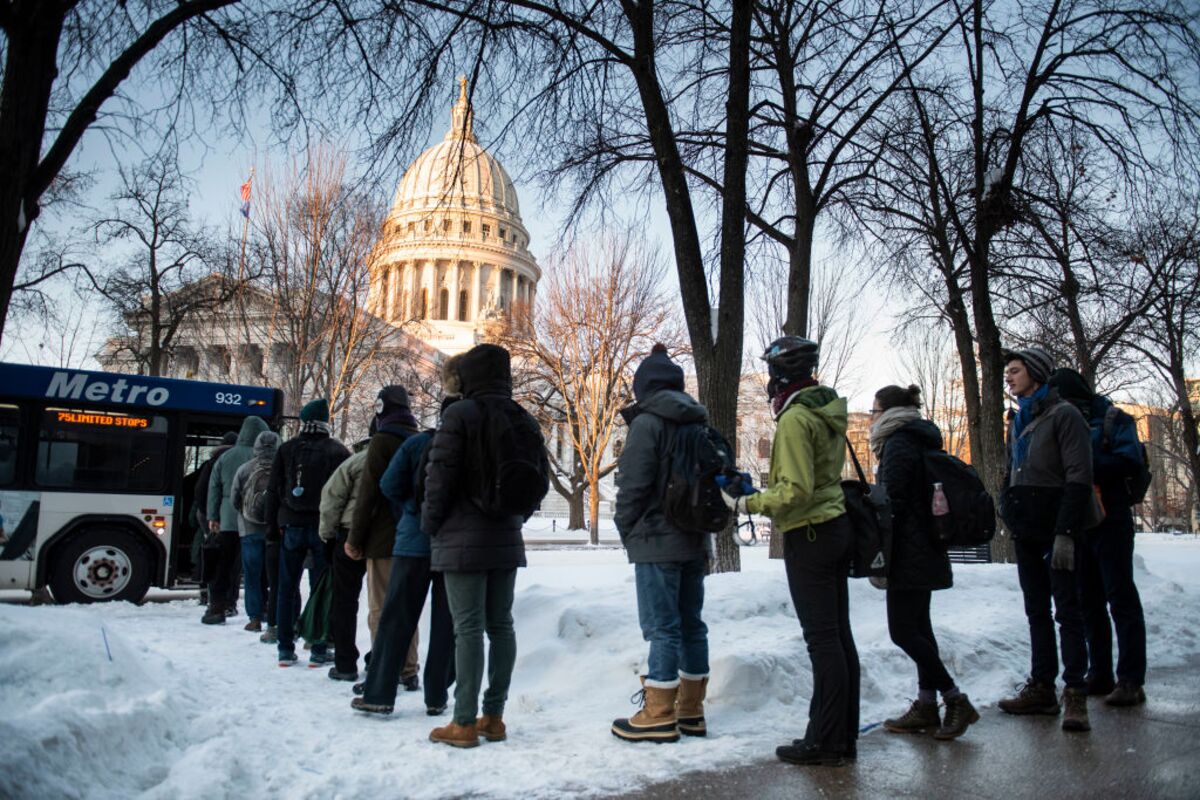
left=362, top=556, right=456, bottom=710
left=264, top=540, right=299, bottom=627
left=783, top=515, right=860, bottom=754
left=887, top=589, right=955, bottom=692
left=1015, top=536, right=1088, bottom=689
left=330, top=531, right=368, bottom=673
left=208, top=531, right=242, bottom=612
left=1080, top=514, right=1146, bottom=686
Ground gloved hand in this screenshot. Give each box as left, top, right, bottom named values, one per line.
left=720, top=489, right=739, bottom=512
left=1051, top=534, right=1075, bottom=571
left=716, top=471, right=759, bottom=497
left=869, top=576, right=888, bottom=591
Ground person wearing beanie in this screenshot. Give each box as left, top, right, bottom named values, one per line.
left=610, top=344, right=713, bottom=744
left=998, top=351, right=1102, bottom=732
left=265, top=397, right=351, bottom=668
left=329, top=385, right=421, bottom=683
left=1049, top=368, right=1148, bottom=708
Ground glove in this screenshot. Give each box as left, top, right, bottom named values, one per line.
left=1051, top=534, right=1075, bottom=571
left=720, top=489, right=739, bottom=512
left=869, top=576, right=888, bottom=591
left=716, top=471, right=759, bottom=497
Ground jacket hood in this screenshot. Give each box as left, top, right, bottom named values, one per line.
left=789, top=385, right=848, bottom=433
left=638, top=389, right=708, bottom=424
left=237, top=415, right=270, bottom=447
left=253, top=430, right=280, bottom=460
left=897, top=418, right=943, bottom=450
left=457, top=344, right=513, bottom=397
left=632, top=347, right=685, bottom=403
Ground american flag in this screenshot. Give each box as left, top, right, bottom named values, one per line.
left=239, top=175, right=252, bottom=219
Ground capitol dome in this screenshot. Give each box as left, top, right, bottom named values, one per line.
left=370, top=78, right=540, bottom=356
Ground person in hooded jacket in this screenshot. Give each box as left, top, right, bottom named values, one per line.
left=421, top=343, right=549, bottom=748
left=1049, top=368, right=1147, bottom=708
left=202, top=415, right=270, bottom=624
left=869, top=385, right=980, bottom=740
left=230, top=431, right=280, bottom=632
left=609, top=344, right=713, bottom=744
left=352, top=357, right=462, bottom=718
left=730, top=336, right=859, bottom=767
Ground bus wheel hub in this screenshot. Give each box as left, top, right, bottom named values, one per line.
left=74, top=547, right=133, bottom=598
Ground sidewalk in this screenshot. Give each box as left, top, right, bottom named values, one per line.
left=621, top=661, right=1200, bottom=799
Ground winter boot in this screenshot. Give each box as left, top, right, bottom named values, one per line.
left=998, top=679, right=1061, bottom=715
left=884, top=700, right=941, bottom=733
left=477, top=715, right=507, bottom=742
left=402, top=674, right=420, bottom=692
left=775, top=741, right=845, bottom=767
left=351, top=697, right=393, bottom=716
left=278, top=652, right=299, bottom=668
left=244, top=619, right=262, bottom=633
left=612, top=684, right=680, bottom=743
left=328, top=667, right=358, bottom=682
left=224, top=605, right=238, bottom=618
left=426, top=704, right=448, bottom=716
left=1086, top=674, right=1116, bottom=697
left=676, top=676, right=708, bottom=737
left=1105, top=683, right=1146, bottom=707
left=934, top=694, right=980, bottom=740
left=259, top=625, right=278, bottom=644
left=1061, top=687, right=1091, bottom=732
left=429, top=720, right=480, bottom=748
left=201, top=605, right=226, bottom=625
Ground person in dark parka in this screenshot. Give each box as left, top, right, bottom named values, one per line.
left=869, top=385, right=979, bottom=740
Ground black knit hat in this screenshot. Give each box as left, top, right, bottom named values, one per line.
left=374, top=385, right=410, bottom=416
left=633, top=344, right=684, bottom=403
left=1049, top=368, right=1093, bottom=405
left=1002, top=346, right=1055, bottom=385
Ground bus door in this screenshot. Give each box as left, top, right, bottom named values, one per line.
left=171, top=415, right=248, bottom=586
left=0, top=402, right=36, bottom=590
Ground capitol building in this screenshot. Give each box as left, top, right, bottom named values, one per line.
left=370, top=77, right=540, bottom=356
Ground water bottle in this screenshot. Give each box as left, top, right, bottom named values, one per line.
left=931, top=482, right=952, bottom=544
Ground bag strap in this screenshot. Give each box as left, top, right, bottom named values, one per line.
left=1102, top=405, right=1119, bottom=451
left=844, top=435, right=869, bottom=485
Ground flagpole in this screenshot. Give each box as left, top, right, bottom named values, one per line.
left=237, top=167, right=254, bottom=282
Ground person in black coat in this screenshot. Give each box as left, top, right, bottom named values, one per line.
left=870, top=385, right=979, bottom=740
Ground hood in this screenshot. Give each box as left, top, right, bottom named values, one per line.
left=375, top=385, right=411, bottom=416
left=638, top=389, right=708, bottom=424
left=253, top=431, right=280, bottom=460
left=787, top=385, right=848, bottom=434
left=897, top=418, right=943, bottom=450
left=457, top=343, right=513, bottom=397
left=237, top=415, right=270, bottom=447
left=632, top=346, right=684, bottom=403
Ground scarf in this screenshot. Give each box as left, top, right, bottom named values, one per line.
left=770, top=377, right=819, bottom=418
left=869, top=406, right=921, bottom=459
left=1010, top=383, right=1050, bottom=472
left=300, top=419, right=332, bottom=436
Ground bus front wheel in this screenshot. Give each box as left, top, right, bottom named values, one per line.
left=48, top=528, right=153, bottom=604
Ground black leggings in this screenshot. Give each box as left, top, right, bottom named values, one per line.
left=886, top=589, right=954, bottom=693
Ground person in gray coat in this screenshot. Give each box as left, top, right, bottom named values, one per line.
left=230, top=431, right=280, bottom=632
left=202, top=415, right=270, bottom=624
left=997, top=347, right=1101, bottom=733
left=611, top=344, right=712, bottom=744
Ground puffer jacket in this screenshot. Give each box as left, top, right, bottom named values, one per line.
left=319, top=449, right=367, bottom=542
left=380, top=430, right=434, bottom=558
left=207, top=416, right=270, bottom=532
left=230, top=431, right=280, bottom=537
left=348, top=427, right=417, bottom=559
left=613, top=389, right=712, bottom=564
left=877, top=419, right=951, bottom=592
left=1088, top=396, right=1143, bottom=520
left=745, top=385, right=848, bottom=533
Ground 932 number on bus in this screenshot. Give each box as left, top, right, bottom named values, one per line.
left=215, top=392, right=244, bottom=406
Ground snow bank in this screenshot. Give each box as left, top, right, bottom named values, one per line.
left=1, top=539, right=1197, bottom=799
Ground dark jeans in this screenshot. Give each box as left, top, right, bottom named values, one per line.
left=783, top=515, right=860, bottom=754
left=1080, top=515, right=1147, bottom=686
left=1014, top=536, right=1087, bottom=689
left=887, top=589, right=955, bottom=693
left=362, top=556, right=456, bottom=709
left=264, top=539, right=300, bottom=628
left=331, top=530, right=367, bottom=673
left=634, top=559, right=709, bottom=685
left=208, top=530, right=242, bottom=613
left=444, top=569, right=518, bottom=726
left=241, top=533, right=266, bottom=621
left=277, top=525, right=328, bottom=656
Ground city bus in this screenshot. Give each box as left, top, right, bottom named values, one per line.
left=0, top=362, right=284, bottom=603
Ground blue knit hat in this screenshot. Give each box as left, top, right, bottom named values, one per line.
left=299, top=398, right=330, bottom=422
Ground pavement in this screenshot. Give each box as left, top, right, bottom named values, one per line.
left=621, top=661, right=1200, bottom=800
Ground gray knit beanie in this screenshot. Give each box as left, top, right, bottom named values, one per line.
left=1002, top=346, right=1055, bottom=385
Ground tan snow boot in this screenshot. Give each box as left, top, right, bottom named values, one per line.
left=476, top=715, right=507, bottom=742
left=676, top=676, right=708, bottom=737
left=612, top=684, right=680, bottom=743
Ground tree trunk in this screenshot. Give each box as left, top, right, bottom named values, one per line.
left=567, top=485, right=586, bottom=531
left=783, top=209, right=815, bottom=339
left=587, top=482, right=601, bottom=546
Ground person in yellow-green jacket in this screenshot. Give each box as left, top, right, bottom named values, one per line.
left=723, top=335, right=859, bottom=768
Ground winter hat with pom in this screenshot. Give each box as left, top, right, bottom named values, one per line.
left=633, top=344, right=684, bottom=403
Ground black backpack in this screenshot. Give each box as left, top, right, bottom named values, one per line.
left=1103, top=406, right=1152, bottom=505
left=284, top=438, right=342, bottom=514
left=921, top=450, right=996, bottom=547
left=843, top=439, right=892, bottom=579
left=663, top=422, right=736, bottom=533
left=471, top=398, right=549, bottom=518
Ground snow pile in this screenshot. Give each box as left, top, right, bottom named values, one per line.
left=1, top=539, right=1197, bottom=799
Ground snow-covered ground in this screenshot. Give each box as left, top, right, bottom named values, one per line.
left=2, top=535, right=1198, bottom=800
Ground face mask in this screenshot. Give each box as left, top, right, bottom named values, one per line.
left=767, top=375, right=789, bottom=399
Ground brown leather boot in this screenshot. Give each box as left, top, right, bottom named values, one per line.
left=998, top=679, right=1060, bottom=715
left=676, top=677, right=708, bottom=737
left=477, top=715, right=507, bottom=742
left=1105, top=683, right=1146, bottom=707
left=883, top=700, right=940, bottom=734
left=934, top=694, right=980, bottom=740
left=429, top=720, right=480, bottom=748
left=612, top=685, right=680, bottom=743
left=1061, top=687, right=1091, bottom=732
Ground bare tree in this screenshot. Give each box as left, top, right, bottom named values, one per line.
left=897, top=319, right=970, bottom=460
left=492, top=235, right=685, bottom=543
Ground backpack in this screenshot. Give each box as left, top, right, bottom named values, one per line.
left=663, top=422, right=736, bottom=533
left=843, top=439, right=892, bottom=579
left=284, top=438, right=341, bottom=514
left=1103, top=406, right=1153, bottom=505
left=921, top=450, right=996, bottom=547
left=471, top=398, right=549, bottom=518
left=240, top=462, right=272, bottom=525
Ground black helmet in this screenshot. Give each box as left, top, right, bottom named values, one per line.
left=761, top=336, right=819, bottom=379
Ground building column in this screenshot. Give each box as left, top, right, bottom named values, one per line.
left=449, top=261, right=462, bottom=321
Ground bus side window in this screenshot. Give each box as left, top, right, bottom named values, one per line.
left=36, top=409, right=170, bottom=493
left=0, top=404, right=17, bottom=486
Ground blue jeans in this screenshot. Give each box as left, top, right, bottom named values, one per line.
left=241, top=534, right=266, bottom=622
left=277, top=525, right=328, bottom=656
left=634, top=560, right=709, bottom=686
